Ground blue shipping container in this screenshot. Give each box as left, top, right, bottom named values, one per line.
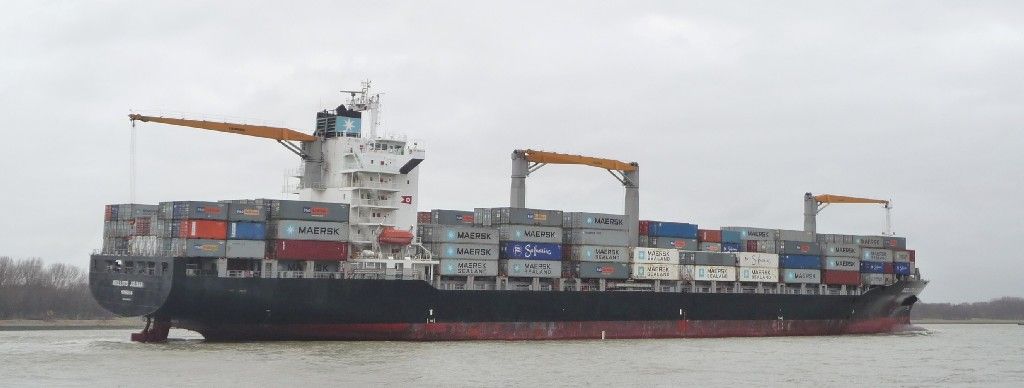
left=779, top=255, right=822, bottom=269
left=647, top=222, right=698, bottom=239
left=500, top=242, right=562, bottom=261
left=893, top=262, right=912, bottom=275
left=721, top=242, right=741, bottom=252
left=228, top=222, right=266, bottom=240
left=721, top=230, right=742, bottom=244
left=860, top=260, right=886, bottom=274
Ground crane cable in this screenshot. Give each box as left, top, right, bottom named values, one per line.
left=130, top=117, right=137, bottom=203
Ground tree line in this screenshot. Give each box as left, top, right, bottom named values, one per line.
left=912, top=296, right=1024, bottom=321
left=0, top=256, right=111, bottom=319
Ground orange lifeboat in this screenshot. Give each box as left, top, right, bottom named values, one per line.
left=378, top=228, right=414, bottom=245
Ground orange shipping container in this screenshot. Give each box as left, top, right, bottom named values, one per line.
left=179, top=220, right=227, bottom=240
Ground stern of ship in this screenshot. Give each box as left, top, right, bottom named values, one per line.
left=89, top=254, right=176, bottom=342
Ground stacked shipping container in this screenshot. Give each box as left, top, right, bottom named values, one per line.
left=478, top=207, right=564, bottom=279
left=563, top=212, right=630, bottom=280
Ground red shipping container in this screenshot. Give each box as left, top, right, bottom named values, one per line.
left=104, top=205, right=115, bottom=221
left=268, top=240, right=349, bottom=261
left=638, top=221, right=650, bottom=236
left=417, top=211, right=432, bottom=224
left=821, top=270, right=860, bottom=285
left=745, top=240, right=760, bottom=252
left=907, top=249, right=916, bottom=262
left=884, top=262, right=894, bottom=274
left=698, top=229, right=722, bottom=243
left=178, top=219, right=227, bottom=240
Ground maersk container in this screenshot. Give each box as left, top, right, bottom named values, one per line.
left=722, top=227, right=777, bottom=241
left=861, top=273, right=892, bottom=286
left=779, top=255, right=821, bottom=270
left=503, top=259, right=562, bottom=278
left=721, top=242, right=741, bottom=252
left=699, top=242, right=722, bottom=252
left=893, top=261, right=913, bottom=275
left=883, top=236, right=907, bottom=250
left=821, top=243, right=861, bottom=258
left=228, top=222, right=266, bottom=240
left=425, top=243, right=499, bottom=261
left=178, top=220, right=227, bottom=240
left=893, top=250, right=912, bottom=263
left=681, top=251, right=736, bottom=267
left=721, top=230, right=742, bottom=244
left=697, top=229, right=722, bottom=243
left=225, top=240, right=267, bottom=258
left=631, top=263, right=679, bottom=280
left=576, top=262, right=630, bottom=280
left=822, top=257, right=860, bottom=271
left=782, top=269, right=821, bottom=284
left=860, top=260, right=886, bottom=274
left=563, top=228, right=629, bottom=246
left=778, top=229, right=815, bottom=243
left=567, top=245, right=629, bottom=263
left=419, top=225, right=499, bottom=244
left=263, top=199, right=349, bottom=222
left=862, top=248, right=894, bottom=262
left=822, top=270, right=860, bottom=285
left=649, top=237, right=698, bottom=250
left=854, top=235, right=886, bottom=248
left=735, top=252, right=779, bottom=268
left=738, top=267, right=779, bottom=282
left=562, top=212, right=627, bottom=230
left=817, top=233, right=854, bottom=244
left=268, top=220, right=349, bottom=242
left=693, top=265, right=737, bottom=282
left=488, top=207, right=563, bottom=227
left=499, top=242, right=562, bottom=261
left=647, top=222, right=698, bottom=239
left=632, top=247, right=679, bottom=264
left=439, top=259, right=499, bottom=277
left=777, top=241, right=821, bottom=256
left=160, top=201, right=227, bottom=221
left=226, top=203, right=266, bottom=222
left=497, top=225, right=562, bottom=244
left=267, top=240, right=349, bottom=261
left=431, top=209, right=475, bottom=226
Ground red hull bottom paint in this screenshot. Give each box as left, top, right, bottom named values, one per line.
left=185, top=318, right=914, bottom=342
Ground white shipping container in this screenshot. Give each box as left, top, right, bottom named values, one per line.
left=630, top=263, right=680, bottom=280
left=855, top=236, right=886, bottom=248
left=497, top=225, right=562, bottom=244
left=734, top=252, right=779, bottom=268
left=862, top=248, right=894, bottom=262
left=226, top=240, right=267, bottom=258
left=861, top=273, right=892, bottom=286
left=631, top=247, right=679, bottom=264
left=738, top=267, right=779, bottom=282
left=693, top=265, right=737, bottom=281
left=567, top=245, right=629, bottom=263
left=781, top=269, right=821, bottom=284
left=778, top=229, right=815, bottom=243
left=893, top=250, right=912, bottom=262
left=503, top=259, right=561, bottom=278
left=821, top=243, right=861, bottom=258
left=439, top=259, right=499, bottom=277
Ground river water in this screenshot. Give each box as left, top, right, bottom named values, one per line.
left=1, top=324, right=1021, bottom=387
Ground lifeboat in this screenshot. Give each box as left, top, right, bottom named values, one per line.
left=378, top=228, right=414, bottom=245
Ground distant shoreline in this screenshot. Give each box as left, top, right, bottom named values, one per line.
left=914, top=319, right=1023, bottom=324
left=0, top=317, right=140, bottom=331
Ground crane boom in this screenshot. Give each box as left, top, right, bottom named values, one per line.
left=520, top=149, right=637, bottom=172
left=128, top=114, right=317, bottom=142
left=814, top=194, right=889, bottom=205
left=804, top=192, right=893, bottom=236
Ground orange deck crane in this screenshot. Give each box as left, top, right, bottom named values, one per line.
left=128, top=113, right=318, bottom=157
left=804, top=193, right=893, bottom=235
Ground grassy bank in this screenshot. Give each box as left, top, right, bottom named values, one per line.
left=914, top=318, right=1024, bottom=324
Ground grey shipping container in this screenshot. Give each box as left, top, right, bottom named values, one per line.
left=563, top=228, right=629, bottom=246
left=488, top=207, right=563, bottom=227
left=722, top=227, right=777, bottom=241
left=698, top=242, right=722, bottom=252
left=425, top=243, right=499, bottom=261
left=638, top=235, right=649, bottom=247
left=562, top=212, right=628, bottom=230
left=893, top=250, right=912, bottom=262
left=268, top=220, right=350, bottom=242
left=419, top=225, right=499, bottom=244
left=778, top=229, right=815, bottom=243
left=822, top=257, right=860, bottom=271
left=159, top=201, right=228, bottom=220
left=648, top=237, right=699, bottom=250
left=111, top=204, right=159, bottom=221
left=781, top=269, right=821, bottom=284
left=166, top=238, right=225, bottom=258
left=473, top=208, right=493, bottom=226
left=575, top=262, right=630, bottom=280
left=497, top=225, right=562, bottom=244
left=680, top=251, right=736, bottom=266
left=268, top=200, right=350, bottom=222
left=502, top=259, right=562, bottom=278
left=862, top=248, right=894, bottom=262
left=854, top=235, right=886, bottom=248
left=817, top=233, right=855, bottom=244
left=882, top=236, right=907, bottom=250
left=776, top=241, right=822, bottom=256
left=226, top=202, right=267, bottom=222
left=821, top=243, right=861, bottom=258
left=439, top=259, right=498, bottom=277
left=431, top=209, right=476, bottom=226
left=225, top=240, right=266, bottom=258
left=566, top=245, right=629, bottom=263
left=861, top=273, right=893, bottom=286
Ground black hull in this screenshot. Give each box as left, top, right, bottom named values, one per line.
left=90, top=256, right=926, bottom=341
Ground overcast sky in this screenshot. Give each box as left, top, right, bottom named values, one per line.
left=2, top=1, right=1021, bottom=302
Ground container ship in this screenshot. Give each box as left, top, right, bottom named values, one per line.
left=91, top=82, right=927, bottom=342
